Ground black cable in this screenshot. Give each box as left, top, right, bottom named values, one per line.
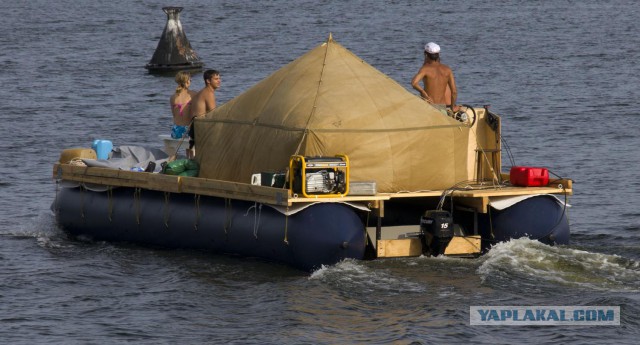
left=435, top=171, right=570, bottom=245
left=500, top=135, right=517, bottom=167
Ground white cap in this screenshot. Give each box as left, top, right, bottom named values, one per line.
left=424, top=42, right=440, bottom=54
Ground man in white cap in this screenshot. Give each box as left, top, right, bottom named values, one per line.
left=411, top=42, right=459, bottom=113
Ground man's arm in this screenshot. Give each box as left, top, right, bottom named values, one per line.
left=411, top=70, right=432, bottom=103
left=448, top=71, right=458, bottom=111
left=205, top=92, right=217, bottom=113
left=211, top=92, right=217, bottom=112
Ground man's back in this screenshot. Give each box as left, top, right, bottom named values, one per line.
left=417, top=61, right=453, bottom=105
left=411, top=42, right=457, bottom=110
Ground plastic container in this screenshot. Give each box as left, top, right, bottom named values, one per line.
left=510, top=166, right=549, bottom=187
left=251, top=173, right=262, bottom=185
left=92, top=140, right=113, bottom=160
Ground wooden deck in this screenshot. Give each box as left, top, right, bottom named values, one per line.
left=54, top=163, right=572, bottom=212
left=54, top=163, right=572, bottom=258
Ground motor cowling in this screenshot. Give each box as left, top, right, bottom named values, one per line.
left=420, top=210, right=454, bottom=256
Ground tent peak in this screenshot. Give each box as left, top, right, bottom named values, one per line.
left=328, top=32, right=333, bottom=42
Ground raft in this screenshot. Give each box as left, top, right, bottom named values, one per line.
left=52, top=162, right=571, bottom=271
left=53, top=35, right=573, bottom=271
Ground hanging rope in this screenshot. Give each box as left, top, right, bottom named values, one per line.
left=488, top=206, right=495, bottom=240
left=224, top=198, right=232, bottom=234
left=80, top=185, right=85, bottom=219
left=163, top=192, right=171, bottom=228
left=134, top=187, right=141, bottom=225
left=283, top=212, right=289, bottom=245
left=293, top=36, right=332, bottom=156
left=242, top=202, right=263, bottom=239
left=293, top=130, right=308, bottom=156
left=107, top=186, right=114, bottom=222
left=364, top=208, right=371, bottom=246
left=194, top=194, right=201, bottom=231
left=53, top=180, right=60, bottom=216
left=254, top=203, right=262, bottom=239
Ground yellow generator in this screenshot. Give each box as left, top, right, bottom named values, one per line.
left=289, top=155, right=349, bottom=198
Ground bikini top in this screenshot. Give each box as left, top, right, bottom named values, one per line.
left=173, top=101, right=191, bottom=117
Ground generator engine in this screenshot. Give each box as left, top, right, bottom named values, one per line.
left=289, top=155, right=349, bottom=197
left=304, top=169, right=346, bottom=194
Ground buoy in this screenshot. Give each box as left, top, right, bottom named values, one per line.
left=145, top=7, right=204, bottom=73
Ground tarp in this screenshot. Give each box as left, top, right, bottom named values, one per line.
left=83, top=146, right=169, bottom=172
left=194, top=36, right=472, bottom=192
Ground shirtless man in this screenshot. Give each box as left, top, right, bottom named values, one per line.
left=188, top=69, right=221, bottom=157
left=190, top=69, right=221, bottom=118
left=411, top=42, right=459, bottom=113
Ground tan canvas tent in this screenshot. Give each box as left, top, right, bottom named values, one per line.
left=195, top=35, right=474, bottom=192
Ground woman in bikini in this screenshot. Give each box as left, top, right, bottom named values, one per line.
left=169, top=71, right=197, bottom=139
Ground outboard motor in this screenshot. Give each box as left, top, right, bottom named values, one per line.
left=420, top=210, right=454, bottom=256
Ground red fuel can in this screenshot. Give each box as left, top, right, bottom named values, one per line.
left=510, top=166, right=549, bottom=187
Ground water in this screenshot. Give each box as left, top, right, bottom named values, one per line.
left=1, top=0, right=639, bottom=343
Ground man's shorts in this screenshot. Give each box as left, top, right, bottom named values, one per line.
left=432, top=104, right=449, bottom=116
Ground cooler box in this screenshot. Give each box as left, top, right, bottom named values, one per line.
left=510, top=166, right=549, bottom=187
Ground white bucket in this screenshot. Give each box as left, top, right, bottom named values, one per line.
left=159, top=134, right=185, bottom=156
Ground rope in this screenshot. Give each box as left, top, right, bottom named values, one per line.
left=254, top=203, right=262, bottom=239
left=80, top=185, right=85, bottom=219
left=134, top=187, right=141, bottom=225
left=68, top=158, right=87, bottom=166
left=488, top=206, right=495, bottom=241
left=293, top=130, right=308, bottom=156
left=283, top=213, right=289, bottom=245
left=194, top=194, right=201, bottom=231
left=364, top=207, right=371, bottom=246
left=53, top=180, right=60, bottom=216
left=224, top=198, right=232, bottom=234
left=243, top=202, right=262, bottom=239
left=293, top=37, right=331, bottom=156
left=163, top=192, right=171, bottom=228
left=107, top=186, right=113, bottom=222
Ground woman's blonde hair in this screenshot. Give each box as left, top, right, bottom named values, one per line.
left=174, top=71, right=191, bottom=94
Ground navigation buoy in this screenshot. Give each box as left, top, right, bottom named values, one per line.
left=145, top=7, right=203, bottom=73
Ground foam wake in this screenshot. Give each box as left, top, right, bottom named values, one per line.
left=478, top=238, right=640, bottom=292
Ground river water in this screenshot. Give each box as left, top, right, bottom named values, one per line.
left=1, top=0, right=639, bottom=344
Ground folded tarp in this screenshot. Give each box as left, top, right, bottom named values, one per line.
left=82, top=145, right=169, bottom=173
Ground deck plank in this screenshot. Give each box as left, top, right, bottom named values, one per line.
left=54, top=163, right=572, bottom=209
